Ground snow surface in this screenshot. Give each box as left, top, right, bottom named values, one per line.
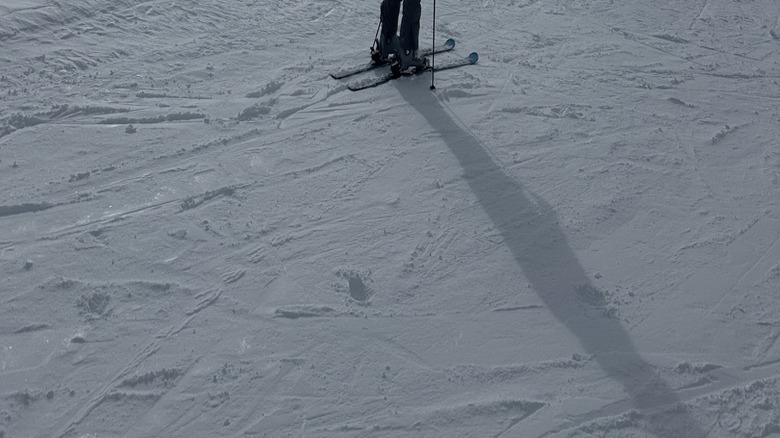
left=1, top=0, right=780, bottom=436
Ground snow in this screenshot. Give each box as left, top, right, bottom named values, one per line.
left=1, top=0, right=779, bottom=436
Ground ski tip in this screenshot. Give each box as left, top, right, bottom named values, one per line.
left=444, top=38, right=455, bottom=48
left=468, top=52, right=479, bottom=64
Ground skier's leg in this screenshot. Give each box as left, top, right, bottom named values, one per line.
left=396, top=0, right=424, bottom=69
left=380, top=0, right=402, bottom=44
left=379, top=0, right=402, bottom=59
left=399, top=0, right=421, bottom=54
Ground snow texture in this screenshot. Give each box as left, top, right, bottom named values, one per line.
left=1, top=0, right=780, bottom=437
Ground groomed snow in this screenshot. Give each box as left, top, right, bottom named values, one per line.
left=1, top=0, right=780, bottom=436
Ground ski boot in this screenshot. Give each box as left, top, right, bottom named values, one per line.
left=389, top=49, right=428, bottom=77
left=371, top=34, right=401, bottom=65
left=397, top=49, right=428, bottom=72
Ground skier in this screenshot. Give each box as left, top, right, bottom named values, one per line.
left=373, top=0, right=427, bottom=72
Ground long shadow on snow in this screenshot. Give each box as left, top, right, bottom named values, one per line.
left=395, top=82, right=705, bottom=437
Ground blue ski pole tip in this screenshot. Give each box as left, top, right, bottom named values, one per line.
left=468, top=52, right=479, bottom=64
left=445, top=38, right=455, bottom=47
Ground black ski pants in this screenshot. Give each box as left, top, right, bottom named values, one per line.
left=381, top=0, right=421, bottom=53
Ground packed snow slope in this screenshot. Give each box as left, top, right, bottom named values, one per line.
left=1, top=0, right=780, bottom=437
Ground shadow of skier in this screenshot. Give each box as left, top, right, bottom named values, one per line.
left=395, top=81, right=706, bottom=438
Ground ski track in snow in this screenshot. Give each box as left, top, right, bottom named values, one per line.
left=1, top=0, right=780, bottom=437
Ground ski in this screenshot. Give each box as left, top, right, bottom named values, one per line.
left=330, top=38, right=456, bottom=80
left=347, top=52, right=478, bottom=91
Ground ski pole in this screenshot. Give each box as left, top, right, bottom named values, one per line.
left=372, top=15, right=382, bottom=52
left=430, top=0, right=436, bottom=89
